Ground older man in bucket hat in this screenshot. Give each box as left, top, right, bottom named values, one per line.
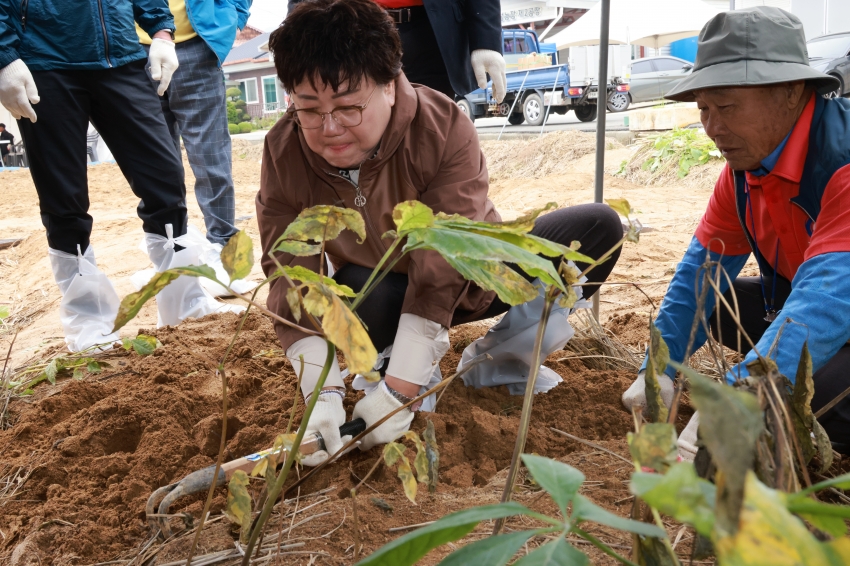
left=622, top=6, right=850, bottom=459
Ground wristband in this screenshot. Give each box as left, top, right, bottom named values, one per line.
left=385, top=382, right=422, bottom=412
left=305, top=388, right=345, bottom=403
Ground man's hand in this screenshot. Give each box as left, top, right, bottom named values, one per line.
left=300, top=391, right=351, bottom=467
left=621, top=370, right=675, bottom=411
left=352, top=381, right=414, bottom=451
left=471, top=49, right=507, bottom=103
left=148, top=37, right=179, bottom=96
left=0, top=59, right=40, bottom=122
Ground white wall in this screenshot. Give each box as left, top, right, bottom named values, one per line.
left=719, top=0, right=850, bottom=40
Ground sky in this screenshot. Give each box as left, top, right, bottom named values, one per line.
left=246, top=0, right=288, bottom=32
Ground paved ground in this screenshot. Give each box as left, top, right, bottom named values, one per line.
left=473, top=101, right=661, bottom=136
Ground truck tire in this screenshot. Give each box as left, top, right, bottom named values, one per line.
left=607, top=92, right=630, bottom=112
left=574, top=104, right=598, bottom=122
left=457, top=99, right=475, bottom=123
left=523, top=93, right=545, bottom=127
left=508, top=113, right=525, bottom=125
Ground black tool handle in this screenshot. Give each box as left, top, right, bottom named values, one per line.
left=340, top=417, right=367, bottom=438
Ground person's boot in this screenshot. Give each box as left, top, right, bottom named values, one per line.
left=457, top=280, right=584, bottom=394
left=48, top=245, right=121, bottom=352
left=142, top=224, right=244, bottom=327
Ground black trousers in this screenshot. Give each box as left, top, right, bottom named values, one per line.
left=710, top=276, right=850, bottom=447
left=333, top=203, right=624, bottom=352
left=18, top=59, right=187, bottom=255
left=397, top=6, right=455, bottom=99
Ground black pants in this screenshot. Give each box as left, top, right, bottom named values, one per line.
left=397, top=6, right=455, bottom=99
left=18, top=59, right=187, bottom=255
left=333, top=203, right=623, bottom=352
left=710, top=276, right=850, bottom=447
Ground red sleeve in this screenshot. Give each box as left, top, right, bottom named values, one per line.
left=694, top=165, right=752, bottom=255
left=805, top=165, right=850, bottom=260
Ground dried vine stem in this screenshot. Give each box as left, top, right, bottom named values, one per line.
left=184, top=286, right=260, bottom=566
left=492, top=290, right=556, bottom=536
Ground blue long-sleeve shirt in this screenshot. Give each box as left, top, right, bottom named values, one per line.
left=649, top=95, right=850, bottom=386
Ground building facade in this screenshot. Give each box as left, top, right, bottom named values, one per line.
left=222, top=32, right=286, bottom=120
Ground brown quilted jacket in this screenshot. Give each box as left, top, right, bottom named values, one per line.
left=256, top=74, right=500, bottom=350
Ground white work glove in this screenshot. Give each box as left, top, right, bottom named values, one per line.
left=677, top=412, right=699, bottom=462
left=471, top=49, right=507, bottom=103
left=148, top=38, right=179, bottom=96
left=300, top=392, right=352, bottom=467
left=0, top=59, right=39, bottom=122
left=352, top=381, right=414, bottom=451
left=622, top=370, right=675, bottom=411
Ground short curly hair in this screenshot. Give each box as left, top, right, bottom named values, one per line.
left=269, top=0, right=403, bottom=93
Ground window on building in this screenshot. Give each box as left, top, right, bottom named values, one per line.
left=262, top=77, right=278, bottom=104
left=238, top=78, right=259, bottom=103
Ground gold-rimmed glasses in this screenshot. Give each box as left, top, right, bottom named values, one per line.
left=289, top=86, right=378, bottom=129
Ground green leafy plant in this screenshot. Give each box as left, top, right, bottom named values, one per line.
left=114, top=199, right=613, bottom=565
left=356, top=455, right=664, bottom=566
left=227, top=123, right=239, bottom=135
left=237, top=121, right=253, bottom=134
left=618, top=128, right=723, bottom=181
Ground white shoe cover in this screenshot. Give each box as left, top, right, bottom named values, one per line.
left=143, top=225, right=245, bottom=327
left=199, top=242, right=259, bottom=298
left=677, top=412, right=699, bottom=462
left=48, top=245, right=121, bottom=352
left=457, top=280, right=586, bottom=395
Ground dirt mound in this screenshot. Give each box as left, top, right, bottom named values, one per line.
left=481, top=130, right=622, bottom=182
left=231, top=138, right=265, bottom=163
left=0, top=311, right=643, bottom=564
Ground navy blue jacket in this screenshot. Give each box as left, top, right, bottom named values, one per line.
left=0, top=1, right=174, bottom=71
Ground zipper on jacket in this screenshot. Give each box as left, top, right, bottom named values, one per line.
left=95, top=0, right=112, bottom=67
left=324, top=170, right=390, bottom=255
left=20, top=0, right=28, bottom=31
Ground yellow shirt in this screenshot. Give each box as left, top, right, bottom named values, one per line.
left=136, top=0, right=198, bottom=44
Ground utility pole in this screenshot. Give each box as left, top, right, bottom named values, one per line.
left=729, top=0, right=734, bottom=9
left=592, top=0, right=610, bottom=321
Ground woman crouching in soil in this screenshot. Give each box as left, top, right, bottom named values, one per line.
left=256, top=0, right=623, bottom=465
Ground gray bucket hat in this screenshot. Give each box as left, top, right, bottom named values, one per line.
left=665, top=6, right=840, bottom=102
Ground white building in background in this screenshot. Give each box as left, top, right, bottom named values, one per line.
left=499, top=1, right=850, bottom=43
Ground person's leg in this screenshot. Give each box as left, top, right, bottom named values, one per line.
left=17, top=70, right=92, bottom=254
left=709, top=276, right=793, bottom=353
left=155, top=38, right=238, bottom=246
left=396, top=9, right=455, bottom=98
left=459, top=203, right=626, bottom=323
left=530, top=202, right=624, bottom=297
left=333, top=263, right=409, bottom=353
left=811, top=346, right=850, bottom=450
left=87, top=60, right=187, bottom=239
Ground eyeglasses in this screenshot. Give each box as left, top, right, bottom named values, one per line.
left=289, top=86, right=378, bottom=129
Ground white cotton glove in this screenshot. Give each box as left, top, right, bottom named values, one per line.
left=471, top=49, right=507, bottom=103
left=148, top=38, right=179, bottom=96
left=352, top=381, right=414, bottom=451
left=622, top=370, right=675, bottom=411
left=300, top=393, right=352, bottom=467
left=0, top=59, right=39, bottom=122
left=677, top=412, right=699, bottom=462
